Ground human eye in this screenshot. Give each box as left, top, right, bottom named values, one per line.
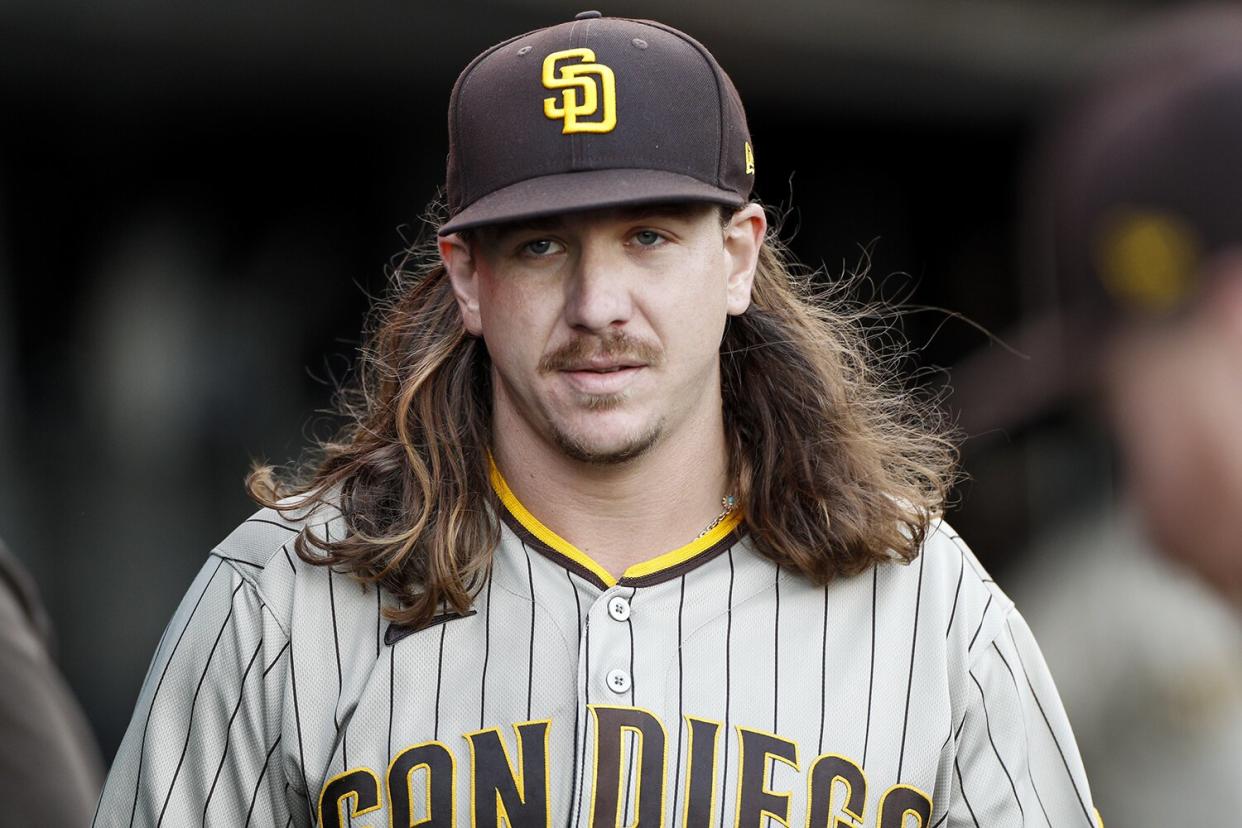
left=630, top=229, right=667, bottom=248
left=520, top=238, right=564, bottom=257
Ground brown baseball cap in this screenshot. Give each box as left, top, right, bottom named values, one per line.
left=951, top=8, right=1242, bottom=436
left=438, top=11, right=755, bottom=236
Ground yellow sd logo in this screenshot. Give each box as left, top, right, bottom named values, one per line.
left=542, top=48, right=617, bottom=134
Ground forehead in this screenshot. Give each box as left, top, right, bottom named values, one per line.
left=473, top=202, right=724, bottom=240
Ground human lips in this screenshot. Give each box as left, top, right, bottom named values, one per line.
left=562, top=358, right=646, bottom=373
left=559, top=360, right=647, bottom=394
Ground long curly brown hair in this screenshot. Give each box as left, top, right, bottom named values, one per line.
left=249, top=203, right=958, bottom=628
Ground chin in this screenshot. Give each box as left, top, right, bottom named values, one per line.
left=549, top=418, right=664, bottom=466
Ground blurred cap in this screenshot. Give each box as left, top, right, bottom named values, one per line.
left=953, top=8, right=1242, bottom=435
left=439, top=11, right=754, bottom=236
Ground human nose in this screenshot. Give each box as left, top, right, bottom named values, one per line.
left=562, top=240, right=633, bottom=332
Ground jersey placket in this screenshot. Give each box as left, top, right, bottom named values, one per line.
left=576, top=583, right=648, bottom=826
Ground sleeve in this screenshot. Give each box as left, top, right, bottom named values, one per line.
left=93, top=557, right=303, bottom=827
left=947, top=609, right=1100, bottom=828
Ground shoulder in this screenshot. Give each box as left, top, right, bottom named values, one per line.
left=920, top=518, right=1007, bottom=601
left=208, top=497, right=347, bottom=636
left=876, top=518, right=1015, bottom=662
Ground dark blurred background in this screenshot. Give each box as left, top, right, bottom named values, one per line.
left=0, top=0, right=1188, bottom=788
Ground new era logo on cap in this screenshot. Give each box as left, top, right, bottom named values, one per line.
left=440, top=12, right=754, bottom=235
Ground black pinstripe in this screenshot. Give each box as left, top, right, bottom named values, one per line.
left=990, top=641, right=1053, bottom=827
left=946, top=546, right=965, bottom=637
left=480, top=575, right=493, bottom=730
left=387, top=645, right=394, bottom=760
left=674, top=575, right=687, bottom=816
left=970, top=671, right=1024, bottom=820
left=897, top=554, right=927, bottom=778
left=862, top=567, right=877, bottom=768
left=263, top=641, right=289, bottom=676
left=434, top=623, right=446, bottom=741
left=572, top=599, right=592, bottom=828
left=955, top=756, right=982, bottom=827
left=201, top=638, right=264, bottom=825
left=329, top=568, right=346, bottom=769
left=242, top=735, right=282, bottom=827
left=524, top=541, right=537, bottom=720
left=1006, top=619, right=1095, bottom=825
left=211, top=554, right=263, bottom=569
left=950, top=533, right=995, bottom=585
left=287, top=629, right=314, bottom=825
left=566, top=570, right=584, bottom=825
left=818, top=585, right=828, bottom=753
left=243, top=518, right=298, bottom=534
left=627, top=587, right=637, bottom=706
left=773, top=564, right=781, bottom=733
left=969, top=594, right=993, bottom=653
left=332, top=525, right=351, bottom=828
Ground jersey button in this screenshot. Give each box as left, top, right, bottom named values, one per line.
left=607, top=595, right=631, bottom=622
left=606, top=668, right=631, bottom=694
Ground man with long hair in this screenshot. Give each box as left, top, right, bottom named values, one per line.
left=95, top=13, right=1097, bottom=826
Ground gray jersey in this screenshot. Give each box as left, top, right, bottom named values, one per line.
left=95, top=475, right=1099, bottom=827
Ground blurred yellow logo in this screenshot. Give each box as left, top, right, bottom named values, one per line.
left=543, top=48, right=617, bottom=134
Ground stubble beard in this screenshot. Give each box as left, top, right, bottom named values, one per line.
left=539, top=331, right=666, bottom=465
left=549, top=411, right=665, bottom=466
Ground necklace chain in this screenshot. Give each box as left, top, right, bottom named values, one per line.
left=696, top=494, right=738, bottom=539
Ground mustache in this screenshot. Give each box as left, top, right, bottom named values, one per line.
left=538, top=332, right=663, bottom=373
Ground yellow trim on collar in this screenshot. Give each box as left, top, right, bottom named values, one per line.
left=488, top=459, right=742, bottom=587
left=490, top=460, right=619, bottom=587
left=619, top=510, right=743, bottom=580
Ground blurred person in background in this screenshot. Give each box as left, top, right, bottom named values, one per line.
left=0, top=535, right=104, bottom=824
left=954, top=6, right=1242, bottom=825
left=0, top=172, right=104, bottom=823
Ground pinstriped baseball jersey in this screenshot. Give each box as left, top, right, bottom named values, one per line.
left=95, top=465, right=1099, bottom=827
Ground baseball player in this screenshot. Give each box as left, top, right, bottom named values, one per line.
left=94, top=12, right=1099, bottom=827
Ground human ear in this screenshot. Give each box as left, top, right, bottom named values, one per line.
left=723, top=203, right=767, bottom=316
left=439, top=233, right=484, bottom=336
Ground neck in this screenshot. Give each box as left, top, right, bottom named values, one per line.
left=492, top=408, right=732, bottom=579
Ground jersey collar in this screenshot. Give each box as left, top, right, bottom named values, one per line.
left=489, top=459, right=745, bottom=590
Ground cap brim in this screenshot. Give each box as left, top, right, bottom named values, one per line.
left=949, top=309, right=1113, bottom=439
left=438, top=168, right=745, bottom=236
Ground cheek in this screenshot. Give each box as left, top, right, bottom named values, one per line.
left=650, top=294, right=729, bottom=369
left=477, top=280, right=555, bottom=370
left=680, top=261, right=732, bottom=340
